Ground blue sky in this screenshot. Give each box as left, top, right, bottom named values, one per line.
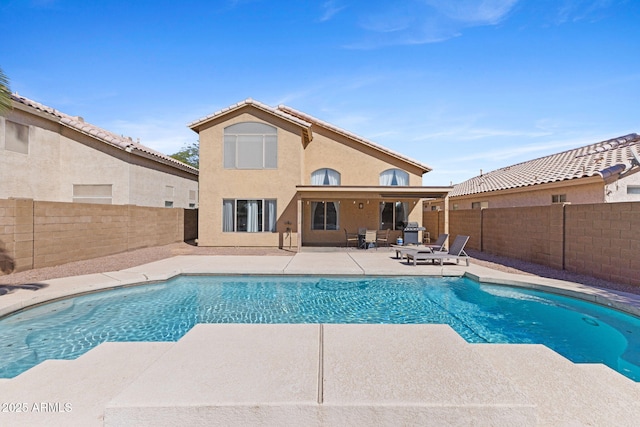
left=1, top=0, right=638, bottom=185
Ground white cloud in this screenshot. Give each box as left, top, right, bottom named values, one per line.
left=424, top=0, right=518, bottom=24
left=347, top=0, right=519, bottom=48
left=319, top=1, right=347, bottom=22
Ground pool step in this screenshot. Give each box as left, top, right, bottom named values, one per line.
left=0, top=342, right=173, bottom=427
left=474, top=343, right=640, bottom=426
left=104, top=324, right=537, bottom=426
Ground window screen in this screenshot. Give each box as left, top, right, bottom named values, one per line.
left=5, top=121, right=29, bottom=154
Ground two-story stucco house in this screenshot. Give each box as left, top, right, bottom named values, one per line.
left=1, top=94, right=199, bottom=208
left=424, top=133, right=640, bottom=211
left=189, top=99, right=451, bottom=249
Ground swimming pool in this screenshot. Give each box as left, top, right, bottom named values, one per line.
left=1, top=275, right=638, bottom=380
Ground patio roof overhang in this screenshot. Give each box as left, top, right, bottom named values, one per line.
left=295, top=185, right=453, bottom=200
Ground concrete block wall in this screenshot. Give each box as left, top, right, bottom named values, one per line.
left=422, top=211, right=444, bottom=243
left=482, top=205, right=564, bottom=270
left=565, top=202, right=640, bottom=286
left=0, top=199, right=188, bottom=272
left=423, top=202, right=639, bottom=287
left=183, top=209, right=198, bottom=242
left=0, top=199, right=34, bottom=271
left=449, top=210, right=482, bottom=251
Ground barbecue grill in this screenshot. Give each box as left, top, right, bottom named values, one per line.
left=402, top=222, right=426, bottom=245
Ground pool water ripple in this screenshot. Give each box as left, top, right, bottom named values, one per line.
left=0, top=275, right=638, bottom=381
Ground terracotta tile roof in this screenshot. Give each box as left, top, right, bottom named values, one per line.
left=10, top=94, right=198, bottom=175
left=188, top=98, right=312, bottom=130
left=451, top=133, right=640, bottom=197
left=189, top=98, right=432, bottom=174
left=277, top=105, right=432, bottom=173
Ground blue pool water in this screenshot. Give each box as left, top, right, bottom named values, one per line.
left=0, top=275, right=639, bottom=380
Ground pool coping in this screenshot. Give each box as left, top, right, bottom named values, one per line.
left=1, top=251, right=639, bottom=426
left=1, top=251, right=639, bottom=319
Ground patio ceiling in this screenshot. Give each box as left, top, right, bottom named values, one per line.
left=295, top=185, right=452, bottom=200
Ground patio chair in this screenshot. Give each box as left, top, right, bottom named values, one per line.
left=376, top=229, right=390, bottom=247
left=405, top=235, right=470, bottom=266
left=364, top=229, right=377, bottom=250
left=426, top=233, right=448, bottom=252
left=344, top=228, right=359, bottom=248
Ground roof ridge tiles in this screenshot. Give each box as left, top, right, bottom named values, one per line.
left=188, top=98, right=311, bottom=129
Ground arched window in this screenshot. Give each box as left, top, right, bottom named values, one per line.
left=379, top=169, right=409, bottom=186
left=224, top=122, right=277, bottom=169
left=311, top=168, right=341, bottom=185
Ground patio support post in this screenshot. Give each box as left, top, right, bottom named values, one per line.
left=297, top=197, right=302, bottom=251
left=444, top=195, right=450, bottom=236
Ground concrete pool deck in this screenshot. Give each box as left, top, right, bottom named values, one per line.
left=0, top=250, right=639, bottom=426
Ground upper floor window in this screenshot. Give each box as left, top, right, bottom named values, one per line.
left=379, top=169, right=409, bottom=186
left=311, top=168, right=340, bottom=185
left=472, top=201, right=488, bottom=209
left=224, top=122, right=277, bottom=169
left=4, top=120, right=29, bottom=154
left=552, top=194, right=567, bottom=204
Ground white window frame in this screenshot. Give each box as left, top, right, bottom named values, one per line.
left=222, top=198, right=277, bottom=232
left=311, top=168, right=341, bottom=185
left=223, top=122, right=277, bottom=169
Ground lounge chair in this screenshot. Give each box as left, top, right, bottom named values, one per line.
left=425, top=233, right=448, bottom=252
left=405, top=235, right=470, bottom=266
left=344, top=228, right=359, bottom=248
left=390, top=233, right=447, bottom=259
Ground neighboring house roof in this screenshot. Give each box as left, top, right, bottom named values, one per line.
left=189, top=98, right=432, bottom=174
left=9, top=94, right=198, bottom=175
left=451, top=133, right=640, bottom=197
left=277, top=104, right=432, bottom=174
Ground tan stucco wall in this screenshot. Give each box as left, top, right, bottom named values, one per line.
left=302, top=127, right=424, bottom=186
left=605, top=171, right=640, bottom=203
left=197, top=110, right=303, bottom=247
left=196, top=107, right=425, bottom=247
left=0, top=110, right=198, bottom=208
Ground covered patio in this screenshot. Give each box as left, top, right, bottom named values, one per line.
left=294, top=185, right=452, bottom=250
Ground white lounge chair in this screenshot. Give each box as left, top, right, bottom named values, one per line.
left=405, top=235, right=470, bottom=266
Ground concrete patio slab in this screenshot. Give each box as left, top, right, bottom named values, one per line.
left=321, top=324, right=535, bottom=426
left=105, top=324, right=321, bottom=427
left=283, top=252, right=364, bottom=275
left=476, top=343, right=640, bottom=425
left=0, top=342, right=173, bottom=427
